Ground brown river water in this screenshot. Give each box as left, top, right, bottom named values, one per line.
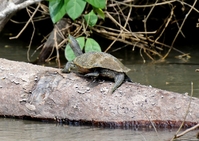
left=0, top=36, right=199, bottom=140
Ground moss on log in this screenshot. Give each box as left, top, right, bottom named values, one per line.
left=0, top=58, right=198, bottom=128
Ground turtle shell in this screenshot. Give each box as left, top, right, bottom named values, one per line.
left=73, top=52, right=130, bottom=73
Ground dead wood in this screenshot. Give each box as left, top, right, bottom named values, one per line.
left=36, top=18, right=72, bottom=65
left=0, top=58, right=199, bottom=128
left=0, top=0, right=42, bottom=32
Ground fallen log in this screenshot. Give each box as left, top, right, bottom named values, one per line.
left=0, top=58, right=198, bottom=128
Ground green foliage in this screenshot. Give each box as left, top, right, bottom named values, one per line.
left=66, top=0, right=86, bottom=20
left=49, top=0, right=104, bottom=61
left=65, top=37, right=85, bottom=61
left=49, top=0, right=86, bottom=23
left=65, top=36, right=101, bottom=61
left=49, top=0, right=106, bottom=24
left=84, top=10, right=98, bottom=27
left=85, top=0, right=106, bottom=9
left=93, top=7, right=105, bottom=20
left=49, top=0, right=68, bottom=24
left=85, top=38, right=101, bottom=52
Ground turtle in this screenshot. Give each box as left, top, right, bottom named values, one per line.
left=62, top=35, right=132, bottom=93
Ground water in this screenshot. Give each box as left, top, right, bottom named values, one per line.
left=0, top=36, right=199, bottom=140
left=0, top=36, right=38, bottom=62
left=114, top=48, right=199, bottom=96
left=128, top=63, right=199, bottom=95
left=0, top=118, right=198, bottom=141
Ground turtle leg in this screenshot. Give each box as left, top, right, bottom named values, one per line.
left=62, top=61, right=72, bottom=73
left=85, top=72, right=100, bottom=77
left=112, top=73, right=125, bottom=93
left=62, top=61, right=78, bottom=73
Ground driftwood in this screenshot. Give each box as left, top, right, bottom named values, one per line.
left=0, top=0, right=42, bottom=32
left=0, top=58, right=199, bottom=128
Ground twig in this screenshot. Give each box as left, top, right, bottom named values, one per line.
left=104, top=2, right=132, bottom=52
left=105, top=11, right=138, bottom=39
left=26, top=6, right=36, bottom=62
left=93, top=27, right=163, bottom=58
left=110, top=0, right=177, bottom=8
left=170, top=82, right=194, bottom=141
left=174, top=123, right=199, bottom=139
left=54, top=26, right=61, bottom=68
left=154, top=6, right=175, bottom=43
left=140, top=107, right=160, bottom=140
left=176, top=0, right=199, bottom=13
left=9, top=3, right=40, bottom=39
left=163, top=0, right=198, bottom=59
left=139, top=48, right=145, bottom=63
left=45, top=23, right=65, bottom=65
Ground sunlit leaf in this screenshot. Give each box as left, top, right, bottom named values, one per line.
left=65, top=37, right=85, bottom=61
left=93, top=7, right=105, bottom=20
left=49, top=0, right=69, bottom=23
left=84, top=10, right=98, bottom=27
left=85, top=0, right=106, bottom=9
left=85, top=38, right=101, bottom=52
left=66, top=0, right=86, bottom=20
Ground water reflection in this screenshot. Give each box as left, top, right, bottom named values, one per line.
left=1, top=118, right=198, bottom=141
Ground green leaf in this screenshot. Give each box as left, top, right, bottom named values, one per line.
left=85, top=0, right=106, bottom=9
left=76, top=37, right=85, bottom=49
left=49, top=0, right=69, bottom=23
left=84, top=10, right=98, bottom=27
left=65, top=37, right=85, bottom=61
left=85, top=38, right=101, bottom=52
left=66, top=0, right=86, bottom=20
left=93, top=7, right=105, bottom=20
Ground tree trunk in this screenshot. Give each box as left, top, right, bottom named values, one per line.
left=0, top=58, right=199, bottom=128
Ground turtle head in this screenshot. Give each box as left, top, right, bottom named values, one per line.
left=62, top=61, right=78, bottom=73
left=68, top=35, right=83, bottom=57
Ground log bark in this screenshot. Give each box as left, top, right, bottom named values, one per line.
left=0, top=58, right=199, bottom=128
left=0, top=0, right=42, bottom=32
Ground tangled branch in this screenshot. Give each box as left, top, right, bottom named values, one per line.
left=6, top=0, right=199, bottom=63
left=85, top=0, right=198, bottom=61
